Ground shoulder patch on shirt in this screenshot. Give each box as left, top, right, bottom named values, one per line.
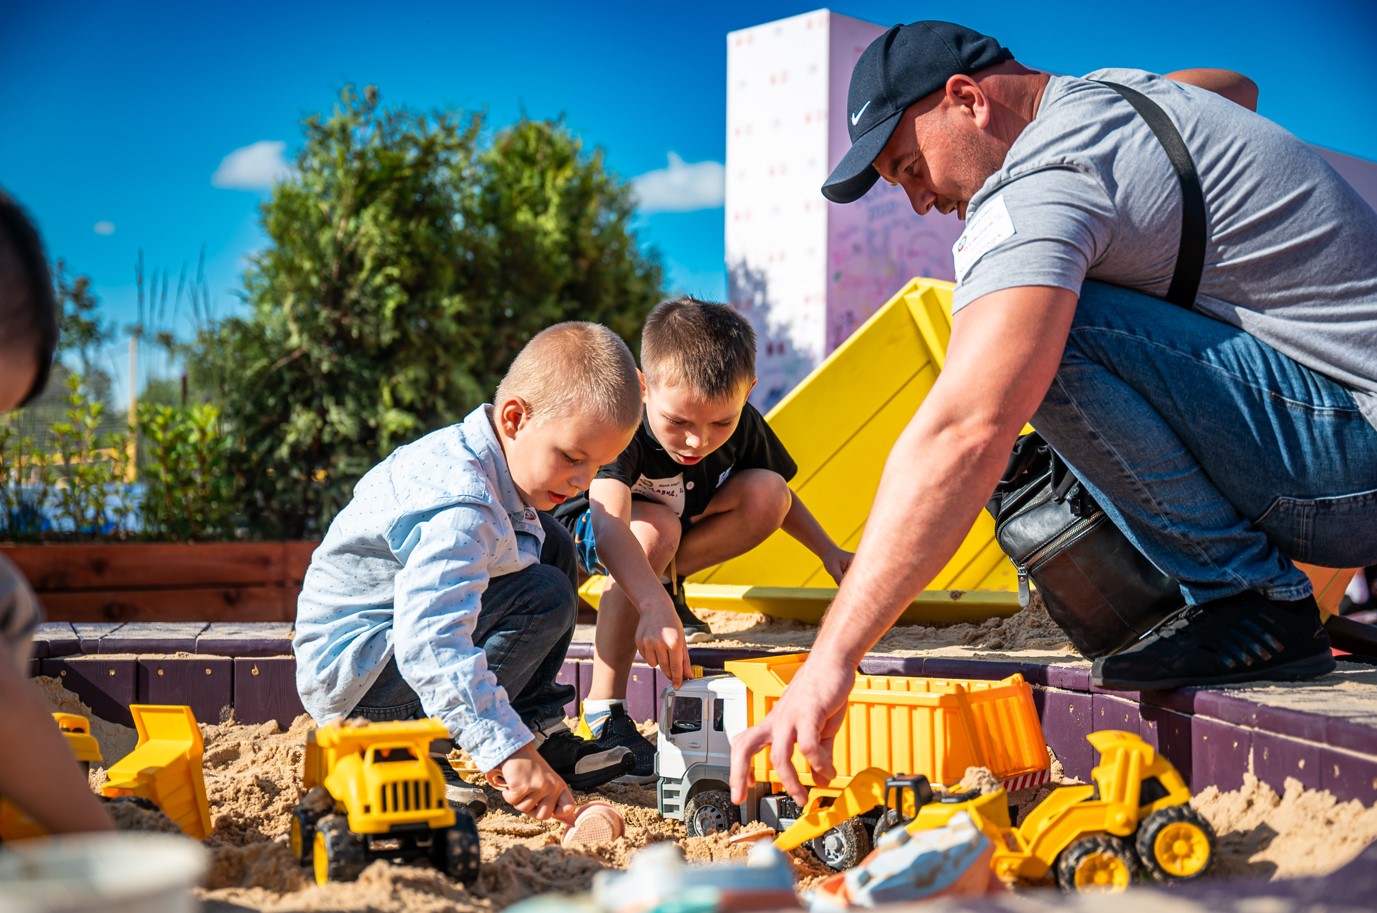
left=952, top=193, right=1016, bottom=283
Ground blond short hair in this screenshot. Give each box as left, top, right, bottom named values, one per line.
left=641, top=297, right=755, bottom=401
left=495, top=322, right=641, bottom=430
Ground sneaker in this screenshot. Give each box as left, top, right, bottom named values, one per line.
left=437, top=757, right=489, bottom=820
left=1093, top=592, right=1336, bottom=691
left=535, top=722, right=635, bottom=791
left=667, top=577, right=713, bottom=644
left=590, top=704, right=659, bottom=785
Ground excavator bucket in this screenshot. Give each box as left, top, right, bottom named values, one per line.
left=102, top=705, right=212, bottom=840
left=774, top=767, right=896, bottom=851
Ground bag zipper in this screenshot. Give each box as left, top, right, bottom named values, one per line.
left=1009, top=510, right=1106, bottom=608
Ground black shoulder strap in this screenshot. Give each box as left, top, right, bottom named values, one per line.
left=1095, top=80, right=1207, bottom=310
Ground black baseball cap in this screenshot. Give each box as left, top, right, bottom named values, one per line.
left=822, top=21, right=1012, bottom=204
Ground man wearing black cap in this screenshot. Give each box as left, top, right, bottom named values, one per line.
left=731, top=21, right=1377, bottom=809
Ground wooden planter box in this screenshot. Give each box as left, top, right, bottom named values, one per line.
left=2, top=541, right=319, bottom=623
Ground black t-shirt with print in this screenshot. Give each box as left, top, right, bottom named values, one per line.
left=554, top=402, right=797, bottom=530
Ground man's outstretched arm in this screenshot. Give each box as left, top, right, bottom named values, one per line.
left=730, top=285, right=1078, bottom=807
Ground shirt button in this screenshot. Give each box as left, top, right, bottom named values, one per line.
left=686, top=482, right=695, bottom=490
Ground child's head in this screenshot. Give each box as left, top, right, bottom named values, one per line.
left=639, top=297, right=757, bottom=466
left=0, top=191, right=59, bottom=414
left=493, top=321, right=642, bottom=510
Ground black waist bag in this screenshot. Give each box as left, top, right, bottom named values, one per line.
left=984, top=80, right=1204, bottom=659
left=987, top=432, right=1182, bottom=658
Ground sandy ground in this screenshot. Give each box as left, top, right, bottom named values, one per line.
left=29, top=604, right=1377, bottom=911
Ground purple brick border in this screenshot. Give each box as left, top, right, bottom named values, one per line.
left=27, top=626, right=1377, bottom=805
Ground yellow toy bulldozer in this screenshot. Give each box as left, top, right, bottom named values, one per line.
left=778, top=730, right=1216, bottom=893
left=289, top=718, right=480, bottom=885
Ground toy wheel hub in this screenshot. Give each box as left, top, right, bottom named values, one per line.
left=1154, top=822, right=1210, bottom=876
left=1074, top=852, right=1131, bottom=890
left=690, top=804, right=729, bottom=834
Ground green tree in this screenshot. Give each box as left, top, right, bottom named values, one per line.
left=208, top=86, right=662, bottom=538
left=52, top=261, right=114, bottom=404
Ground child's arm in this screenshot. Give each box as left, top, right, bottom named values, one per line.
left=589, top=478, right=693, bottom=687
left=782, top=489, right=854, bottom=584
left=0, top=656, right=115, bottom=834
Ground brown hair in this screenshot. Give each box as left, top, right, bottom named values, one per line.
left=641, top=296, right=755, bottom=400
left=495, top=321, right=641, bottom=430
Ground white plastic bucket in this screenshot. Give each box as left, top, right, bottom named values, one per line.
left=0, top=832, right=207, bottom=913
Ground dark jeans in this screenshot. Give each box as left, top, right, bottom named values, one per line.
left=351, top=512, right=578, bottom=730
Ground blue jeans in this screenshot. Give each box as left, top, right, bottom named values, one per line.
left=1031, top=281, right=1377, bottom=605
left=351, top=512, right=578, bottom=729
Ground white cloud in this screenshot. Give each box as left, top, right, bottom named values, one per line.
left=633, top=153, right=725, bottom=213
left=93, top=221, right=116, bottom=236
left=211, top=140, right=293, bottom=190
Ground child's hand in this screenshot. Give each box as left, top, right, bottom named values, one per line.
left=488, top=743, right=577, bottom=824
left=636, top=594, right=694, bottom=689
left=823, top=547, right=855, bottom=584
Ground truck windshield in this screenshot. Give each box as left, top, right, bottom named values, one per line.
left=669, top=696, right=703, bottom=734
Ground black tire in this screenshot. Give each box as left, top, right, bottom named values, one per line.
left=435, top=809, right=482, bottom=885
left=289, top=805, right=325, bottom=865
left=810, top=816, right=871, bottom=871
left=1136, top=805, right=1215, bottom=882
left=872, top=808, right=904, bottom=844
left=684, top=789, right=738, bottom=837
left=312, top=815, right=368, bottom=884
left=1055, top=834, right=1137, bottom=893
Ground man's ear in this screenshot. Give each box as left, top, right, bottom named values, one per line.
left=945, top=74, right=988, bottom=125
left=496, top=396, right=530, bottom=438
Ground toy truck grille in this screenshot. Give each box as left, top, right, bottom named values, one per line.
left=379, top=780, right=438, bottom=814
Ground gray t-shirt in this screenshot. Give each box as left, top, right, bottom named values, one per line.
left=951, top=68, right=1377, bottom=428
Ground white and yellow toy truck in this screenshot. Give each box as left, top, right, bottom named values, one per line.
left=657, top=654, right=1049, bottom=869
left=289, top=718, right=480, bottom=885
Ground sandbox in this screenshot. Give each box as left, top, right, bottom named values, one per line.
left=25, top=603, right=1377, bottom=911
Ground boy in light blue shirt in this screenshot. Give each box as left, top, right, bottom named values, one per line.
left=294, top=322, right=642, bottom=824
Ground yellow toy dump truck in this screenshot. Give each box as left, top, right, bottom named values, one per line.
left=289, top=718, right=480, bottom=885
left=657, top=654, right=1048, bottom=869
left=101, top=704, right=213, bottom=840
left=778, top=730, right=1216, bottom=893
left=0, top=713, right=104, bottom=842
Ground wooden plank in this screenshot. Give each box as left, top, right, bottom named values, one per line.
left=233, top=657, right=306, bottom=727
left=2, top=542, right=294, bottom=591
left=138, top=657, right=234, bottom=724
left=36, top=587, right=293, bottom=623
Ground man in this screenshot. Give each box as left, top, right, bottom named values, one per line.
left=730, top=21, right=1377, bottom=808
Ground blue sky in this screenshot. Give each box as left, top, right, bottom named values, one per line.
left=3, top=0, right=1374, bottom=402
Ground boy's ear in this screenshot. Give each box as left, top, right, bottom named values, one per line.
left=638, top=370, right=648, bottom=402
left=496, top=396, right=531, bottom=438
left=745, top=376, right=758, bottom=399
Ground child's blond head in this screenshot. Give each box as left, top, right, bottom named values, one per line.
left=641, top=297, right=756, bottom=401
left=496, top=321, right=641, bottom=430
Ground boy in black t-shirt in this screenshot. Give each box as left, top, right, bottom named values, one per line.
left=553, top=297, right=852, bottom=782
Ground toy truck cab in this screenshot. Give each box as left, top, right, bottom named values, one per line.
left=657, top=673, right=748, bottom=835
left=290, top=718, right=480, bottom=885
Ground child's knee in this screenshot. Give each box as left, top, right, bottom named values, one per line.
left=734, top=470, right=791, bottom=526
left=525, top=564, right=579, bottom=633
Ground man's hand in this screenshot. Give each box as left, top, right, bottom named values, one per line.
left=822, top=547, right=854, bottom=585
left=490, top=743, right=577, bottom=824
left=729, top=657, right=855, bottom=807
left=635, top=593, right=693, bottom=689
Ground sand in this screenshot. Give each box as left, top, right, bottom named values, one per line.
left=26, top=610, right=1377, bottom=911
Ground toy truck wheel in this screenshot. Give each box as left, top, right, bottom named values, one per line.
left=312, top=814, right=368, bottom=884
left=434, top=809, right=482, bottom=885
left=1055, top=834, right=1137, bottom=893
left=1136, top=805, right=1215, bottom=881
left=684, top=789, right=737, bottom=837
left=872, top=808, right=903, bottom=843
left=810, top=817, right=870, bottom=871
left=289, top=807, right=321, bottom=865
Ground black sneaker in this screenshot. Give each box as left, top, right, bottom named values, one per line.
left=591, top=704, right=659, bottom=785
left=430, top=741, right=489, bottom=820
left=1093, top=592, right=1336, bottom=691
left=667, top=577, right=712, bottom=644
left=535, top=723, right=635, bottom=791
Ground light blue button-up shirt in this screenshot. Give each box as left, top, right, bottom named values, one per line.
left=293, top=405, right=544, bottom=771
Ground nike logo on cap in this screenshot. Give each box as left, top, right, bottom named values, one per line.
left=850, top=100, right=871, bottom=126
